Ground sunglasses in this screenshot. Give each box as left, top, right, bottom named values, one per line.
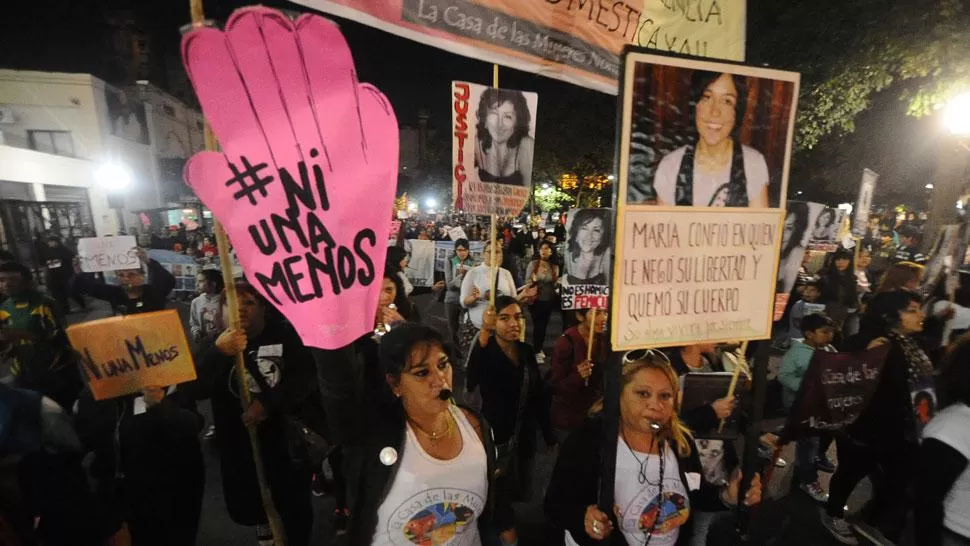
left=621, top=348, right=671, bottom=365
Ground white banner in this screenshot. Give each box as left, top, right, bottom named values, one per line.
left=452, top=81, right=536, bottom=216
left=612, top=208, right=783, bottom=350
left=77, top=236, right=139, bottom=273
left=852, top=168, right=878, bottom=237
left=403, top=239, right=437, bottom=288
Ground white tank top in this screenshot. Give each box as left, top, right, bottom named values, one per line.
left=372, top=405, right=488, bottom=546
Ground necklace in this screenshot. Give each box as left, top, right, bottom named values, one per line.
left=622, top=431, right=665, bottom=545
left=408, top=411, right=453, bottom=442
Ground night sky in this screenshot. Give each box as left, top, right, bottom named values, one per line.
left=1, top=0, right=942, bottom=206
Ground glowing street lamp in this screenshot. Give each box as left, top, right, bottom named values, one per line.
left=95, top=162, right=132, bottom=192
left=424, top=197, right=437, bottom=209
left=944, top=91, right=970, bottom=136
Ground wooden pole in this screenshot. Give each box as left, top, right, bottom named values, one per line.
left=489, top=64, right=499, bottom=308
left=718, top=340, right=748, bottom=434
left=190, top=2, right=285, bottom=544
left=585, top=308, right=596, bottom=386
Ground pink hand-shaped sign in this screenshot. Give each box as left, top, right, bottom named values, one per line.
left=181, top=7, right=398, bottom=349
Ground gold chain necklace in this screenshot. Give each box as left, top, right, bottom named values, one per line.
left=408, top=412, right=454, bottom=442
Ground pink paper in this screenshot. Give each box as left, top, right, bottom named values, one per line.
left=181, top=7, right=398, bottom=349
left=139, top=212, right=151, bottom=227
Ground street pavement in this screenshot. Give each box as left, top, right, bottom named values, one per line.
left=56, top=293, right=895, bottom=546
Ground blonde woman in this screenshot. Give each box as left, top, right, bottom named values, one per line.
left=544, top=352, right=762, bottom=545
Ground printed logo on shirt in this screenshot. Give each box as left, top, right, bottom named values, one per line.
left=387, top=488, right=484, bottom=546
left=620, top=477, right=690, bottom=546
left=911, top=379, right=938, bottom=433
left=241, top=346, right=283, bottom=394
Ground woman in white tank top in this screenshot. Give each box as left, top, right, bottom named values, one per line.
left=313, top=321, right=517, bottom=545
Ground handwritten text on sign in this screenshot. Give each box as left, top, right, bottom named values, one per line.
left=612, top=208, right=783, bottom=350
left=181, top=8, right=398, bottom=348
left=561, top=284, right=609, bottom=310
left=66, top=310, right=196, bottom=400
left=77, top=236, right=139, bottom=273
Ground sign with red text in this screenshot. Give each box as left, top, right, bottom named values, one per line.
left=293, top=0, right=746, bottom=94
left=181, top=7, right=398, bottom=349
left=452, top=81, right=537, bottom=216
left=68, top=310, right=196, bottom=400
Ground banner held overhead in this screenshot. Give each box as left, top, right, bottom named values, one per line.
left=294, top=0, right=746, bottom=94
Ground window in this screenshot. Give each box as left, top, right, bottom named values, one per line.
left=28, top=130, right=74, bottom=157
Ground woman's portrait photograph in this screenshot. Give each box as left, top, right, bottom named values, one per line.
left=622, top=55, right=798, bottom=208
left=564, top=208, right=612, bottom=286
left=474, top=88, right=536, bottom=188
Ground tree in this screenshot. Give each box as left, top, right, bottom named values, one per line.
left=533, top=186, right=575, bottom=212
left=748, top=0, right=970, bottom=151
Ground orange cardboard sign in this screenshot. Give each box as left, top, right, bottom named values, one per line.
left=67, top=310, right=196, bottom=400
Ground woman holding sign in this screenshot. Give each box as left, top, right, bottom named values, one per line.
left=549, top=308, right=608, bottom=436
left=313, top=322, right=517, bottom=545
left=545, top=352, right=762, bottom=545
left=199, top=282, right=321, bottom=546
left=823, top=290, right=934, bottom=545
left=73, top=248, right=175, bottom=315
left=651, top=72, right=770, bottom=208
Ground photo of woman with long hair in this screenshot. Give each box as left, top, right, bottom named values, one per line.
left=565, top=208, right=612, bottom=286
left=474, top=88, right=535, bottom=188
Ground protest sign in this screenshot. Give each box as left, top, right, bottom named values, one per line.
left=851, top=169, right=878, bottom=237
left=181, top=7, right=398, bottom=349
left=806, top=203, right=846, bottom=252
left=67, top=310, right=196, bottom=400
left=561, top=208, right=612, bottom=310
left=452, top=81, right=537, bottom=217
left=77, top=236, right=139, bottom=273
left=681, top=372, right=748, bottom=439
left=611, top=207, right=783, bottom=350
left=293, top=0, right=746, bottom=94
left=403, top=239, right=436, bottom=287
left=922, top=225, right=960, bottom=297
left=781, top=343, right=890, bottom=441
left=449, top=226, right=468, bottom=241
left=622, top=54, right=798, bottom=209
left=149, top=249, right=200, bottom=294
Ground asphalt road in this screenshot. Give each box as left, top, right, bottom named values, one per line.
left=55, top=293, right=890, bottom=546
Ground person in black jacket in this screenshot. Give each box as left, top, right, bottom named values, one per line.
left=72, top=247, right=175, bottom=315
left=822, top=290, right=934, bottom=545
left=198, top=282, right=318, bottom=545
left=545, top=352, right=761, bottom=546
left=312, top=322, right=516, bottom=545
left=41, top=235, right=84, bottom=314
left=467, top=296, right=556, bottom=502
left=74, top=384, right=204, bottom=546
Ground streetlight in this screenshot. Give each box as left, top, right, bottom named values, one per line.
left=541, top=183, right=551, bottom=190
left=607, top=175, right=615, bottom=181
left=926, top=183, right=935, bottom=189
left=944, top=91, right=970, bottom=136
left=424, top=197, right=437, bottom=209
left=95, top=162, right=132, bottom=233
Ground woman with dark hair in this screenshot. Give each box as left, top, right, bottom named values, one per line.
left=916, top=334, right=970, bottom=545
left=467, top=296, right=556, bottom=502
left=313, top=322, right=516, bottom=545
left=876, top=261, right=924, bottom=293
left=444, top=238, right=475, bottom=347
left=776, top=202, right=810, bottom=293
left=525, top=240, right=560, bottom=360
left=545, top=352, right=761, bottom=545
left=650, top=71, right=770, bottom=207
left=565, top=209, right=611, bottom=285
left=198, top=282, right=320, bottom=545
left=822, top=290, right=934, bottom=545
left=818, top=247, right=860, bottom=335
left=811, top=208, right=838, bottom=242
left=475, top=88, right=535, bottom=187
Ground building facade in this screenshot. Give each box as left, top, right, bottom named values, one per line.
left=0, top=69, right=204, bottom=266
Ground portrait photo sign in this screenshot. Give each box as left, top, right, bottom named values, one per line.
left=452, top=81, right=537, bottom=216
left=774, top=200, right=824, bottom=299
left=622, top=53, right=798, bottom=209
left=68, top=310, right=196, bottom=400
left=294, top=0, right=747, bottom=94
left=181, top=7, right=398, bottom=349
left=562, top=208, right=612, bottom=310
left=613, top=50, right=797, bottom=350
